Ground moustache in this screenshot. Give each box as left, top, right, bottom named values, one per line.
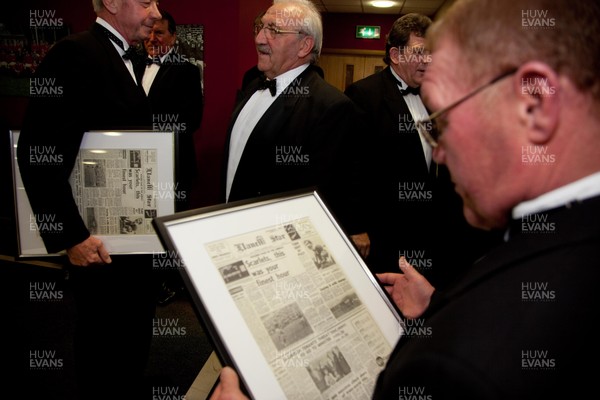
left=257, top=45, right=271, bottom=55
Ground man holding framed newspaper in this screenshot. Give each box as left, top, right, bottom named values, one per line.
left=211, top=0, right=600, bottom=398
left=16, top=1, right=169, bottom=398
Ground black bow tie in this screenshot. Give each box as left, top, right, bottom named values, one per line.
left=400, top=85, right=420, bottom=96
left=122, top=46, right=140, bottom=61
left=258, top=76, right=277, bottom=96
left=97, top=24, right=143, bottom=62
left=145, top=56, right=162, bottom=66
left=391, top=73, right=420, bottom=96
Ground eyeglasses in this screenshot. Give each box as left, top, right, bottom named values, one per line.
left=416, top=68, right=518, bottom=148
left=254, top=23, right=305, bottom=39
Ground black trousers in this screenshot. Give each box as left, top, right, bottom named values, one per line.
left=68, top=255, right=159, bottom=399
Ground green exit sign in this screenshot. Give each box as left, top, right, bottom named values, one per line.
left=356, top=25, right=381, bottom=39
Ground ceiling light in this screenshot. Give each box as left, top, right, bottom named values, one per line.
left=371, top=1, right=396, bottom=8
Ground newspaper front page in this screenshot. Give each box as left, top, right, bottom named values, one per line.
left=204, top=217, right=393, bottom=399
left=69, top=149, right=158, bottom=236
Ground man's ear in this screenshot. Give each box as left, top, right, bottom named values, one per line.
left=389, top=46, right=400, bottom=66
left=514, top=61, right=560, bottom=144
left=102, top=0, right=119, bottom=15
left=298, top=35, right=315, bottom=59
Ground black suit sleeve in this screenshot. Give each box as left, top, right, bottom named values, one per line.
left=17, top=38, right=94, bottom=253
left=18, top=29, right=151, bottom=253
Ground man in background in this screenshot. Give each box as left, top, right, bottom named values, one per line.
left=345, top=14, right=499, bottom=287
left=140, top=9, right=204, bottom=305
left=141, top=9, right=203, bottom=213
left=224, top=0, right=370, bottom=257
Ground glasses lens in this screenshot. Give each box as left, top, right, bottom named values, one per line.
left=264, top=27, right=276, bottom=39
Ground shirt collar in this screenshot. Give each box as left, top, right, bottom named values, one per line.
left=272, top=63, right=310, bottom=96
left=390, top=67, right=409, bottom=90
left=512, top=171, right=600, bottom=219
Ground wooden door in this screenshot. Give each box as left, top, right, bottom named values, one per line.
left=317, top=50, right=386, bottom=92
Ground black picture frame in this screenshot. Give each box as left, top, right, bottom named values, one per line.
left=153, top=189, right=403, bottom=399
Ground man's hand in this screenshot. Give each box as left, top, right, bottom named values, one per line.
left=210, top=367, right=249, bottom=400
left=350, top=232, right=370, bottom=258
left=66, top=236, right=112, bottom=266
left=377, top=256, right=434, bottom=319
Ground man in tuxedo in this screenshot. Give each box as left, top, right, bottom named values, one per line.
left=224, top=0, right=370, bottom=256
left=17, top=0, right=162, bottom=397
left=141, top=9, right=204, bottom=305
left=345, top=14, right=499, bottom=284
left=142, top=9, right=203, bottom=213
left=373, top=0, right=600, bottom=397
left=210, top=0, right=600, bottom=398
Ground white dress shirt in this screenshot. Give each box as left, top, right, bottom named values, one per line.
left=141, top=48, right=174, bottom=95
left=513, top=171, right=600, bottom=218
left=226, top=63, right=309, bottom=201
left=502, top=171, right=600, bottom=241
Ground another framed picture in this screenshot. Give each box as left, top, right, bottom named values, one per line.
left=11, top=130, right=175, bottom=257
left=153, top=190, right=404, bottom=399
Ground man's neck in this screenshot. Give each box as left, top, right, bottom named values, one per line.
left=96, top=13, right=134, bottom=46
left=390, top=65, right=415, bottom=88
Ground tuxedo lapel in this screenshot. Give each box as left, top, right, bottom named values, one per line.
left=382, top=68, right=408, bottom=120
left=227, top=78, right=260, bottom=135
left=437, top=196, right=600, bottom=306
left=90, top=23, right=143, bottom=94
left=149, top=60, right=177, bottom=91
left=227, top=69, right=309, bottom=155
left=223, top=77, right=260, bottom=160
left=249, top=82, right=303, bottom=143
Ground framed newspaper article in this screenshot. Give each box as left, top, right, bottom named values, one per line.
left=152, top=189, right=404, bottom=399
left=10, top=130, right=175, bottom=257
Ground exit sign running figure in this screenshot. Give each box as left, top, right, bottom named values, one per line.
left=356, top=25, right=381, bottom=39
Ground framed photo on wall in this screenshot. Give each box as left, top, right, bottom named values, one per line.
left=153, top=189, right=404, bottom=399
left=11, top=130, right=175, bottom=257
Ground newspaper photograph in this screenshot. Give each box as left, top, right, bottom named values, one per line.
left=69, top=149, right=159, bottom=235
left=204, top=217, right=394, bottom=399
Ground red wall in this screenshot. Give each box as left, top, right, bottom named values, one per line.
left=1, top=1, right=399, bottom=208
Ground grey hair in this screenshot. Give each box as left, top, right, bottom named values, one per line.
left=273, top=0, right=323, bottom=63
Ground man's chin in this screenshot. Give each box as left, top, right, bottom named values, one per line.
left=256, top=61, right=270, bottom=73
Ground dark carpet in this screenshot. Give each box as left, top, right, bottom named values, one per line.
left=8, top=258, right=214, bottom=400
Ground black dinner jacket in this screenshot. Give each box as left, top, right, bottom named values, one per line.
left=223, top=65, right=367, bottom=235
left=345, top=67, right=498, bottom=280
left=373, top=195, right=600, bottom=399
left=146, top=56, right=203, bottom=211
left=17, top=23, right=152, bottom=253
left=146, top=57, right=203, bottom=134
left=345, top=67, right=431, bottom=180
left=344, top=67, right=437, bottom=265
left=345, top=67, right=470, bottom=276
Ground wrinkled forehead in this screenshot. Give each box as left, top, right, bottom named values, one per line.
left=406, top=34, right=426, bottom=49
left=152, top=19, right=169, bottom=32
